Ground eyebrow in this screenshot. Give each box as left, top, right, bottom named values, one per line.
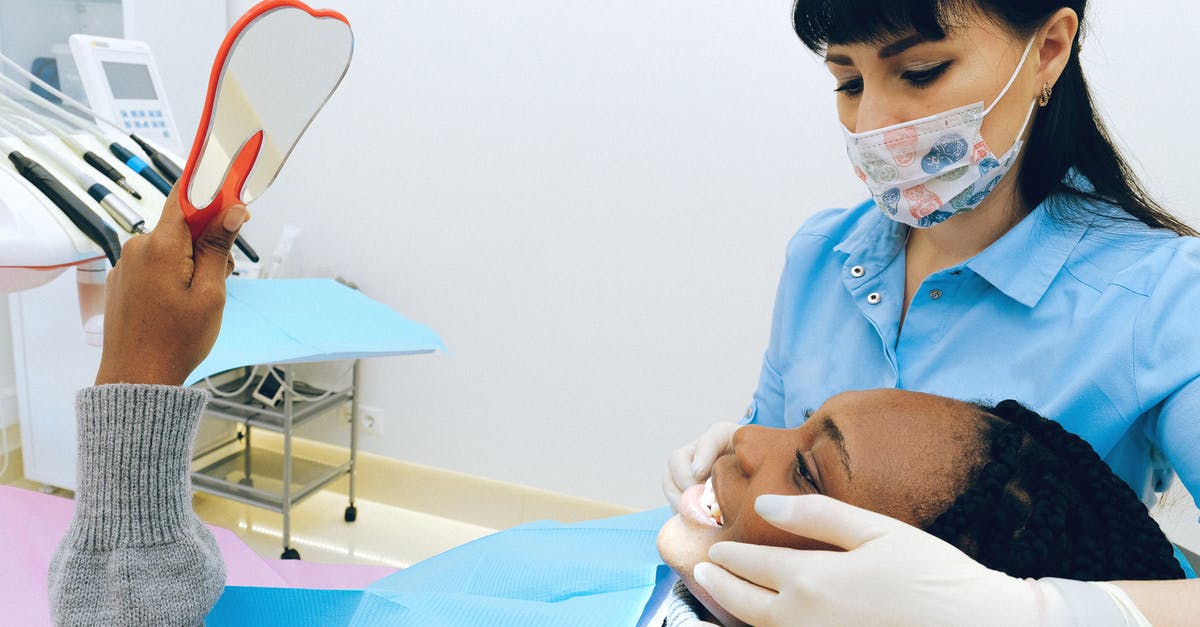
left=820, top=417, right=852, bottom=479
left=823, top=34, right=929, bottom=66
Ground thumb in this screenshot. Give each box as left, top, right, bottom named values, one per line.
left=691, top=424, right=737, bottom=478
left=753, top=494, right=914, bottom=550
left=193, top=203, right=248, bottom=285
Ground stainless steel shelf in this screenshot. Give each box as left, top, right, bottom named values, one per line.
left=191, top=361, right=361, bottom=559
left=202, top=371, right=353, bottom=431
left=193, top=446, right=350, bottom=513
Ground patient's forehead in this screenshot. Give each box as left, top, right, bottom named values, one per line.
left=814, top=389, right=990, bottom=526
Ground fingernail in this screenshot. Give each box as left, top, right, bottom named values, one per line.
left=692, top=562, right=715, bottom=588
left=755, top=494, right=790, bottom=522
left=223, top=206, right=248, bottom=232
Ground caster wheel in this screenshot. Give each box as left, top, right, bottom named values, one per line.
left=281, top=547, right=301, bottom=560
left=344, top=505, right=357, bottom=522
left=237, top=477, right=254, bottom=488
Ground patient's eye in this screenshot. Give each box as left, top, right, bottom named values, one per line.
left=794, top=451, right=819, bottom=492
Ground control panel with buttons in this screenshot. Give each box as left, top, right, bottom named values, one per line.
left=69, top=34, right=182, bottom=152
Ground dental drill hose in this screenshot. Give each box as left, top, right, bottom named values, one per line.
left=82, top=151, right=142, bottom=199
left=110, top=142, right=172, bottom=196
left=8, top=151, right=121, bottom=265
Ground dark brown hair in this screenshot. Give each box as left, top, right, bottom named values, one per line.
left=793, top=0, right=1197, bottom=236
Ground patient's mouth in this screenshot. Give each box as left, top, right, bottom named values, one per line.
left=680, top=479, right=723, bottom=528
left=700, top=477, right=724, bottom=527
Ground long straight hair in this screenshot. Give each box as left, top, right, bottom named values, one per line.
left=793, top=0, right=1197, bottom=236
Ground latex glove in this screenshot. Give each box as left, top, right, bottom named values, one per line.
left=693, top=494, right=1149, bottom=627
left=663, top=421, right=741, bottom=511
left=96, top=188, right=248, bottom=386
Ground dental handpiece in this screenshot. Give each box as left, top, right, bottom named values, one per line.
left=130, top=134, right=183, bottom=183
left=0, top=118, right=146, bottom=234
left=40, top=141, right=146, bottom=233
left=47, top=118, right=144, bottom=200
left=82, top=151, right=143, bottom=200
left=6, top=149, right=121, bottom=265
left=110, top=141, right=173, bottom=196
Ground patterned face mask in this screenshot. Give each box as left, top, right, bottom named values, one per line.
left=843, top=38, right=1038, bottom=228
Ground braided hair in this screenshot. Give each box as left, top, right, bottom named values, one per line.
left=925, top=400, right=1183, bottom=581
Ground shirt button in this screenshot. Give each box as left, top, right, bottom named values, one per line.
left=866, top=292, right=882, bottom=305
left=850, top=265, right=866, bottom=278
left=929, top=289, right=943, bottom=300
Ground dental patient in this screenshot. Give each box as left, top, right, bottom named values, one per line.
left=657, top=389, right=1185, bottom=626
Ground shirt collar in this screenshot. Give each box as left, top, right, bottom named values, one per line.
left=964, top=194, right=1090, bottom=308
left=833, top=195, right=1090, bottom=308
left=834, top=200, right=908, bottom=272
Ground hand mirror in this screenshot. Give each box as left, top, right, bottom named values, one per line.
left=179, top=0, right=353, bottom=239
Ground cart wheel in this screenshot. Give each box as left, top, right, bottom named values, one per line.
left=237, top=476, right=254, bottom=488
left=281, top=547, right=301, bottom=560
left=344, top=505, right=357, bottom=522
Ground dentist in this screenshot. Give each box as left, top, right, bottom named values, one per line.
left=665, top=1, right=1200, bottom=624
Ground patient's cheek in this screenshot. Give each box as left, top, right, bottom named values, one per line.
left=727, top=512, right=840, bottom=552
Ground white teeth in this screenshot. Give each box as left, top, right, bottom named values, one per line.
left=700, top=478, right=716, bottom=507
left=699, top=478, right=723, bottom=526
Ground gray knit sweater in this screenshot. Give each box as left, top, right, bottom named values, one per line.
left=48, top=385, right=226, bottom=626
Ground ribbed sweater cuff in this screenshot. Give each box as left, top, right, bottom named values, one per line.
left=70, top=384, right=210, bottom=550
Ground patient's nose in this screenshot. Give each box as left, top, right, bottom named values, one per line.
left=732, top=425, right=772, bottom=476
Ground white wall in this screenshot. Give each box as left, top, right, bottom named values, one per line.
left=0, top=1, right=1194, bottom=508
left=207, top=0, right=1199, bottom=509
left=218, top=0, right=847, bottom=509
left=122, top=0, right=227, bottom=137
left=1081, top=1, right=1198, bottom=224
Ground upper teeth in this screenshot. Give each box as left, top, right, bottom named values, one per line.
left=700, top=478, right=723, bottom=526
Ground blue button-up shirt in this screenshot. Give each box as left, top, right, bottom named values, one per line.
left=748, top=192, right=1200, bottom=506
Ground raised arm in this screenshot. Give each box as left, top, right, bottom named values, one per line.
left=48, top=191, right=247, bottom=626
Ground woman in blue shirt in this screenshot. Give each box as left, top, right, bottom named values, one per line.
left=665, top=0, right=1200, bottom=623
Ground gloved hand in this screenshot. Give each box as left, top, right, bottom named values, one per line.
left=692, top=494, right=1150, bottom=627
left=663, top=421, right=741, bottom=511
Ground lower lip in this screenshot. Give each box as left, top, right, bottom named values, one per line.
left=679, top=483, right=720, bottom=528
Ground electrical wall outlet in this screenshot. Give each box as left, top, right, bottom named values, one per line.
left=358, top=405, right=384, bottom=436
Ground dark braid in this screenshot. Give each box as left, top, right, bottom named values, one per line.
left=925, top=400, right=1183, bottom=581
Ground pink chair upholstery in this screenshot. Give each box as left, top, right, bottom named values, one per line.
left=0, top=485, right=397, bottom=626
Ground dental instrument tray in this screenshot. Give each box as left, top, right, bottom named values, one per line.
left=191, top=361, right=362, bottom=560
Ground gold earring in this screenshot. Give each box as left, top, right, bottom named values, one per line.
left=1039, top=82, right=1053, bottom=107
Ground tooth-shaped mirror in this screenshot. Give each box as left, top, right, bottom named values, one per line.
left=180, top=0, right=353, bottom=239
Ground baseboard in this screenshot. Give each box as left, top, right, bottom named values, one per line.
left=0, top=423, right=23, bottom=484
left=198, top=429, right=636, bottom=531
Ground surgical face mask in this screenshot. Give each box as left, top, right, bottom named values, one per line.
left=843, top=38, right=1038, bottom=228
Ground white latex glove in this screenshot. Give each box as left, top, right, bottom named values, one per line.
left=692, top=494, right=1150, bottom=627
left=663, top=421, right=741, bottom=511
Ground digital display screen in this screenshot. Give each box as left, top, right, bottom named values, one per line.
left=101, top=61, right=157, bottom=100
